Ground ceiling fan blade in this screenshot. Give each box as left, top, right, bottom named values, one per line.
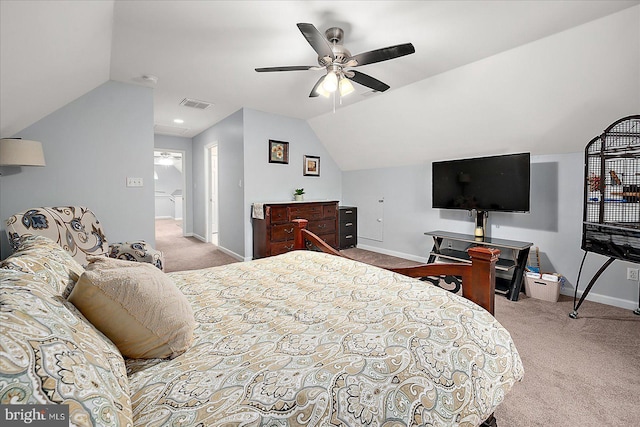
left=308, top=76, right=325, bottom=98
left=297, top=23, right=334, bottom=60
left=255, top=65, right=317, bottom=72
left=347, top=43, right=415, bottom=66
left=347, top=71, right=390, bottom=92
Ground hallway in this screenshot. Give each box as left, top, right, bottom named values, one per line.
left=155, top=219, right=237, bottom=272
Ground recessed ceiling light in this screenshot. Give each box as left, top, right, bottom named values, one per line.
left=173, top=119, right=184, bottom=124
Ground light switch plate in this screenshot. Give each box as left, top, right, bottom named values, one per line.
left=126, top=177, right=144, bottom=187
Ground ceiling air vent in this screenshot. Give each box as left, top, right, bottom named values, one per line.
left=180, top=98, right=213, bottom=110
left=154, top=124, right=189, bottom=136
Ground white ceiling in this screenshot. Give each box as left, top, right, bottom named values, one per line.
left=2, top=1, right=639, bottom=169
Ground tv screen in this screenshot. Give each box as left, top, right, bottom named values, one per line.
left=432, top=153, right=530, bottom=212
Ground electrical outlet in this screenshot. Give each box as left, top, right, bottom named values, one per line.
left=627, top=268, right=639, bottom=281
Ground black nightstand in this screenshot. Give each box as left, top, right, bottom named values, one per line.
left=338, top=206, right=357, bottom=249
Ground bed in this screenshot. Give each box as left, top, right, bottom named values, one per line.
left=1, top=220, right=522, bottom=427
left=124, top=220, right=523, bottom=426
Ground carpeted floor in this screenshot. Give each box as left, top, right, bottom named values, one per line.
left=155, top=222, right=640, bottom=426
left=155, top=219, right=238, bottom=272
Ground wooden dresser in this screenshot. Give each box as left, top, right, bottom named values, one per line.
left=252, top=201, right=339, bottom=259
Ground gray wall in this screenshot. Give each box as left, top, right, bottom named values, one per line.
left=242, top=108, right=342, bottom=259
left=0, top=81, right=155, bottom=258
left=192, top=109, right=245, bottom=258
left=190, top=108, right=343, bottom=260
left=343, top=152, right=639, bottom=309
left=154, top=134, right=193, bottom=233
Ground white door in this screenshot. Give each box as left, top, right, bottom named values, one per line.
left=359, top=197, right=384, bottom=242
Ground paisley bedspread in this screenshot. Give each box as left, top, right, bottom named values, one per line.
left=126, top=251, right=523, bottom=427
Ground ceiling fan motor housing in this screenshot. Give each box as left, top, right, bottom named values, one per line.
left=324, top=27, right=344, bottom=44
left=319, top=27, right=351, bottom=65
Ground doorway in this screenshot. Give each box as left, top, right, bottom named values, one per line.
left=205, top=143, right=219, bottom=246
left=154, top=150, right=186, bottom=237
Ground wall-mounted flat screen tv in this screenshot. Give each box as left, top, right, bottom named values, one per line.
left=432, top=152, right=530, bottom=212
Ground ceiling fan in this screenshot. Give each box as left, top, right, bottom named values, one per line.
left=255, top=23, right=415, bottom=98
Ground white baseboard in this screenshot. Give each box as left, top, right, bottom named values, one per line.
left=192, top=233, right=206, bottom=242
left=355, top=244, right=430, bottom=264
left=561, top=289, right=638, bottom=311
left=216, top=245, right=245, bottom=262
left=190, top=234, right=246, bottom=262
left=155, top=215, right=173, bottom=219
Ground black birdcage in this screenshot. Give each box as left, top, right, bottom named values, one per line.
left=572, top=115, right=640, bottom=318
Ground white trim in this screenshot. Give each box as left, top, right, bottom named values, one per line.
left=217, top=245, right=246, bottom=262
left=154, top=147, right=187, bottom=237
left=189, top=234, right=246, bottom=262
left=204, top=142, right=219, bottom=244
left=192, top=233, right=207, bottom=242
left=561, top=289, right=637, bottom=311
left=355, top=243, right=430, bottom=264
left=154, top=215, right=172, bottom=219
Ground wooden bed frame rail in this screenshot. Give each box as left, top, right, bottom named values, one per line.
left=292, top=219, right=500, bottom=315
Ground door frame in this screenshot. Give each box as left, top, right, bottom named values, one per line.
left=204, top=142, right=219, bottom=244
left=154, top=148, right=187, bottom=237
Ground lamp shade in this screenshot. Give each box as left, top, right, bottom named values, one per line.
left=339, top=78, right=355, bottom=96
left=322, top=71, right=338, bottom=92
left=0, top=138, right=46, bottom=166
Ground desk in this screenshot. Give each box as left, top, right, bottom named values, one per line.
left=425, top=230, right=533, bottom=301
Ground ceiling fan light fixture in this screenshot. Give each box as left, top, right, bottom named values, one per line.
left=322, top=71, right=338, bottom=93
left=314, top=75, right=331, bottom=98
left=158, top=152, right=173, bottom=165
left=315, top=86, right=331, bottom=98
left=339, top=77, right=355, bottom=96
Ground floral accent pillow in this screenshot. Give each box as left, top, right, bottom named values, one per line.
left=0, top=235, right=84, bottom=297
left=0, top=269, right=132, bottom=426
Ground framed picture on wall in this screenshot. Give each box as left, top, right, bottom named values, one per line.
left=303, top=155, right=320, bottom=176
left=268, top=140, right=289, bottom=164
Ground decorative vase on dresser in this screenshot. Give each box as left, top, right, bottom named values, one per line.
left=252, top=201, right=339, bottom=259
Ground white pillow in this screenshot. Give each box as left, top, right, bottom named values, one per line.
left=69, top=256, right=195, bottom=359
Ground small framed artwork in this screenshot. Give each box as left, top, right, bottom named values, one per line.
left=269, top=140, right=289, bottom=164
left=303, top=155, right=320, bottom=176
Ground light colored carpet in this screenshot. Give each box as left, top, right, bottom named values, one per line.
left=155, top=219, right=237, bottom=272
left=155, top=227, right=640, bottom=425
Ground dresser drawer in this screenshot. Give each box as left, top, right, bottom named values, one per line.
left=270, top=223, right=296, bottom=241
left=340, top=220, right=356, bottom=234
left=270, top=206, right=288, bottom=224
left=339, top=207, right=357, bottom=223
left=270, top=240, right=296, bottom=256
left=339, top=233, right=356, bottom=249
left=308, top=219, right=336, bottom=235
left=323, top=204, right=337, bottom=219
left=288, top=205, right=323, bottom=221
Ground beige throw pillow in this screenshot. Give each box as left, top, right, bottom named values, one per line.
left=69, top=256, right=195, bottom=359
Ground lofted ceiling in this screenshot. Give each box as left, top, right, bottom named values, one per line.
left=1, top=1, right=639, bottom=170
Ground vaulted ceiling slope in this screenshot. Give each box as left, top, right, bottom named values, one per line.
left=2, top=1, right=639, bottom=170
